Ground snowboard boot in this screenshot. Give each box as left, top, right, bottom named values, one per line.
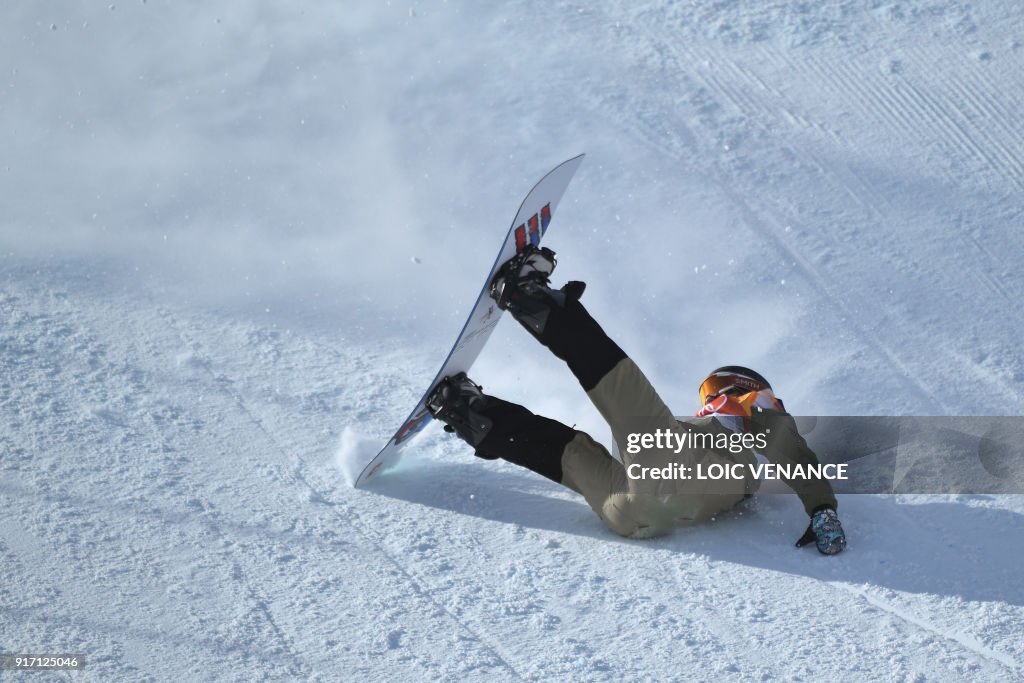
left=426, top=372, right=495, bottom=450
left=489, top=245, right=586, bottom=338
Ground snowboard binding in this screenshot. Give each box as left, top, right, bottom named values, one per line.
left=490, top=245, right=558, bottom=310
left=489, top=246, right=585, bottom=337
left=426, top=372, right=495, bottom=450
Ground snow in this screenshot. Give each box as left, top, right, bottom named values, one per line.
left=2, top=1, right=1023, bottom=680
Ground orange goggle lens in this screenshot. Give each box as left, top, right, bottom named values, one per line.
left=698, top=373, right=765, bottom=405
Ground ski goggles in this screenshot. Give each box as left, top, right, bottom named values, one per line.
left=698, top=372, right=768, bottom=406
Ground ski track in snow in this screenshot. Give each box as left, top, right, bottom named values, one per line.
left=837, top=583, right=1020, bottom=672
left=3, top=1, right=1024, bottom=680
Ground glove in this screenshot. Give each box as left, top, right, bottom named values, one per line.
left=796, top=506, right=847, bottom=555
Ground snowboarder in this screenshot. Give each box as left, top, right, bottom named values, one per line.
left=427, top=246, right=847, bottom=554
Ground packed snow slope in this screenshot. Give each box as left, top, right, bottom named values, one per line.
left=3, top=1, right=1024, bottom=680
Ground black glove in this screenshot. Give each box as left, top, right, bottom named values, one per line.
left=796, top=506, right=847, bottom=555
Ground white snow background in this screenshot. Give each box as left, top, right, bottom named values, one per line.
left=2, top=1, right=1023, bottom=680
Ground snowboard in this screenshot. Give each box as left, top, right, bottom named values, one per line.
left=354, top=154, right=586, bottom=487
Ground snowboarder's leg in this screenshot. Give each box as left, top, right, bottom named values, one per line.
left=472, top=395, right=575, bottom=484
left=479, top=412, right=673, bottom=538
left=561, top=432, right=674, bottom=538
left=491, top=247, right=678, bottom=456
left=428, top=374, right=672, bottom=537
left=427, top=373, right=573, bottom=483
left=490, top=248, right=626, bottom=389
left=583, top=357, right=680, bottom=466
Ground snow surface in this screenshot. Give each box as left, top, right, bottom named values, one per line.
left=2, top=1, right=1024, bottom=680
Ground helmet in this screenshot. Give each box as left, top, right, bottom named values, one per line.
left=698, top=366, right=771, bottom=405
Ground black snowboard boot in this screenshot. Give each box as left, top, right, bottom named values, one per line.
left=426, top=372, right=494, bottom=449
left=489, top=245, right=586, bottom=338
